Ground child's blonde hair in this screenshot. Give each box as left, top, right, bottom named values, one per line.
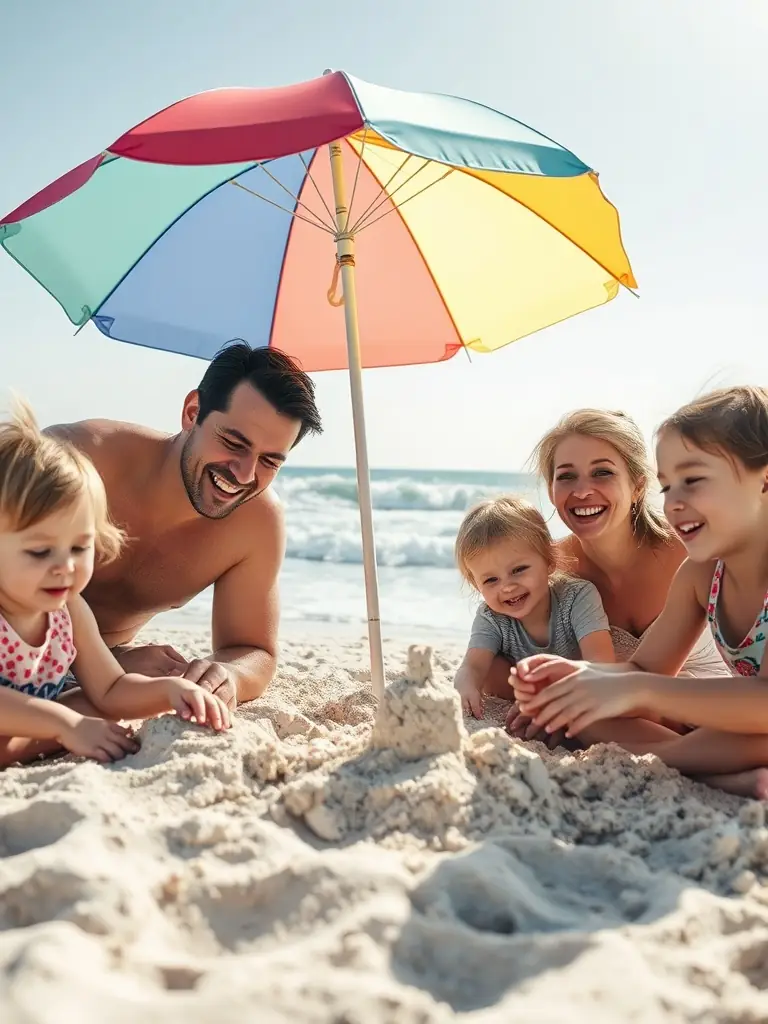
left=658, top=386, right=768, bottom=472
left=455, top=496, right=559, bottom=590
left=0, top=400, right=123, bottom=562
left=530, top=408, right=674, bottom=547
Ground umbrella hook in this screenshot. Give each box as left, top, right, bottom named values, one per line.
left=327, top=250, right=355, bottom=307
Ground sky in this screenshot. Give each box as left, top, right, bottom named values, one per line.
left=1, top=0, right=766, bottom=472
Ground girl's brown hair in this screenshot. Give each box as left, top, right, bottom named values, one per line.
left=0, top=400, right=123, bottom=562
left=530, top=408, right=674, bottom=547
left=455, top=496, right=560, bottom=590
left=658, top=386, right=768, bottom=472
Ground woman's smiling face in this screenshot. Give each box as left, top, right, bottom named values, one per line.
left=550, top=434, right=638, bottom=540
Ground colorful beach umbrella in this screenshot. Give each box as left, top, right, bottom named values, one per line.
left=0, top=70, right=636, bottom=698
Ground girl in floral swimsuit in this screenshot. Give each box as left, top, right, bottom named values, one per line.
left=512, top=385, right=768, bottom=799
left=0, top=401, right=230, bottom=768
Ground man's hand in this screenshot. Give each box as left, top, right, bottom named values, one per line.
left=113, top=644, right=188, bottom=678
left=182, top=659, right=238, bottom=711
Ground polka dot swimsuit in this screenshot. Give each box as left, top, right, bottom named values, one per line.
left=0, top=607, right=77, bottom=701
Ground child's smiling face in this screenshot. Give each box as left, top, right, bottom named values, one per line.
left=657, top=427, right=768, bottom=562
left=0, top=494, right=96, bottom=617
left=466, top=537, right=551, bottom=621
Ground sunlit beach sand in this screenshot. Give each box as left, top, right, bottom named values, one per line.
left=1, top=625, right=767, bottom=1022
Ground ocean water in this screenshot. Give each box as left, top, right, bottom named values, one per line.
left=158, top=466, right=564, bottom=639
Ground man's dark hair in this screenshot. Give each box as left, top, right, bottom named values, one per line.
left=196, top=341, right=322, bottom=446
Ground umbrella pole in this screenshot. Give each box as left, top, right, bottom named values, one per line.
left=327, top=140, right=386, bottom=701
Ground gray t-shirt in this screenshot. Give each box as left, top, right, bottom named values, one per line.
left=469, top=577, right=609, bottom=663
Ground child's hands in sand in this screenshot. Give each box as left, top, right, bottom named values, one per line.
left=517, top=664, right=642, bottom=737
left=504, top=702, right=568, bottom=749
left=164, top=678, right=231, bottom=731
left=59, top=717, right=139, bottom=763
left=455, top=679, right=483, bottom=718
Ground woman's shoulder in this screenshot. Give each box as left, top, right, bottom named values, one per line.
left=620, top=533, right=688, bottom=586
left=645, top=532, right=686, bottom=566
left=554, top=534, right=589, bottom=577
left=552, top=575, right=601, bottom=604
left=554, top=534, right=580, bottom=558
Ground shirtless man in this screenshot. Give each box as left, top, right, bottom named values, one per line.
left=47, top=342, right=322, bottom=709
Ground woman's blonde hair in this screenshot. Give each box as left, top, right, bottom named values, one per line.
left=530, top=408, right=673, bottom=547
left=0, top=399, right=123, bottom=563
left=658, top=386, right=768, bottom=472
left=455, top=495, right=560, bottom=590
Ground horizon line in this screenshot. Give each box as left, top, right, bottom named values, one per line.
left=282, top=463, right=535, bottom=475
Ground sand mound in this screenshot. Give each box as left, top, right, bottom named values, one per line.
left=2, top=630, right=768, bottom=1022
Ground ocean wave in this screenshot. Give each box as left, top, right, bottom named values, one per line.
left=285, top=523, right=456, bottom=568
left=276, top=473, right=521, bottom=512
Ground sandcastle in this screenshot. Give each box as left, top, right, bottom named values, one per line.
left=279, top=644, right=559, bottom=850
left=370, top=645, right=466, bottom=760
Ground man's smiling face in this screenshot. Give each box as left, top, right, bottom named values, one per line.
left=180, top=381, right=301, bottom=520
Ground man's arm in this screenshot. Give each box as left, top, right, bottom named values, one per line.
left=205, top=497, right=285, bottom=703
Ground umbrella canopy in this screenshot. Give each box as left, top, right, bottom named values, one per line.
left=1, top=71, right=635, bottom=372
left=0, top=71, right=637, bottom=697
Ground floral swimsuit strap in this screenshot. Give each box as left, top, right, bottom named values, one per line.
left=707, top=560, right=768, bottom=677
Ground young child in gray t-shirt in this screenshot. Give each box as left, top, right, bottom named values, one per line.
left=453, top=496, right=614, bottom=718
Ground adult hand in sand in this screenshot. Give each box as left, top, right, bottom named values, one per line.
left=46, top=343, right=322, bottom=704
left=114, top=644, right=188, bottom=678
left=182, top=659, right=238, bottom=712
left=517, top=660, right=643, bottom=737
left=504, top=702, right=568, bottom=750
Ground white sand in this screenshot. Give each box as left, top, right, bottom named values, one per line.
left=2, top=628, right=768, bottom=1023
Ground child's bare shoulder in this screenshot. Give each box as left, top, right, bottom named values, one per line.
left=675, top=557, right=718, bottom=609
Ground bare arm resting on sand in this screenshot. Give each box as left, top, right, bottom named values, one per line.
left=188, top=499, right=284, bottom=705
